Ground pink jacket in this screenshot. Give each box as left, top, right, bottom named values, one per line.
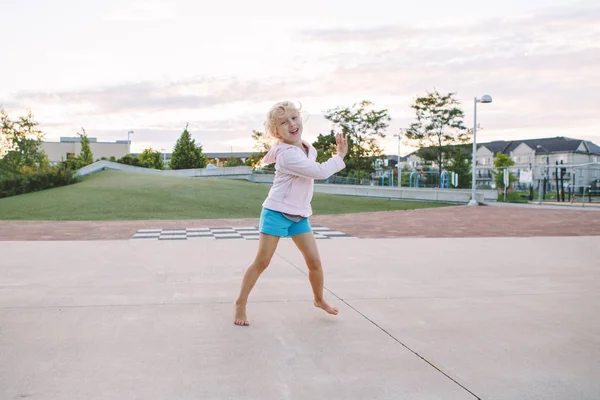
left=261, top=141, right=346, bottom=217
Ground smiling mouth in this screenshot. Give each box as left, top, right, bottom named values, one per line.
left=291, top=128, right=299, bottom=135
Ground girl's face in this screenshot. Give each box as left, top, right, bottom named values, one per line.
left=275, top=108, right=303, bottom=145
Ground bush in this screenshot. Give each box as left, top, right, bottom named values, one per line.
left=59, top=157, right=84, bottom=171
left=223, top=157, right=244, bottom=167
left=137, top=149, right=164, bottom=170
left=0, top=164, right=79, bottom=198
left=116, top=154, right=140, bottom=166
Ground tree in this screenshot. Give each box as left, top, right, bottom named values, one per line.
left=446, top=145, right=472, bottom=189
left=251, top=130, right=271, bottom=154
left=246, top=130, right=270, bottom=167
left=312, top=131, right=337, bottom=163
left=312, top=131, right=362, bottom=177
left=116, top=154, right=140, bottom=166
left=324, top=100, right=390, bottom=178
left=244, top=155, right=262, bottom=168
left=224, top=157, right=244, bottom=167
left=0, top=110, right=17, bottom=160
left=400, top=165, right=411, bottom=186
left=137, top=148, right=165, bottom=169
left=78, top=128, right=94, bottom=166
left=245, top=129, right=273, bottom=170
left=170, top=124, right=207, bottom=170
left=492, top=153, right=516, bottom=190
left=404, top=90, right=468, bottom=182
left=0, top=108, right=48, bottom=173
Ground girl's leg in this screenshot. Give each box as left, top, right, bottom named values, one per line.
left=291, top=232, right=339, bottom=315
left=234, top=233, right=280, bottom=326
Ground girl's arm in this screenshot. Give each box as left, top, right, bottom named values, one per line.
left=279, top=150, right=346, bottom=180
left=279, top=133, right=348, bottom=179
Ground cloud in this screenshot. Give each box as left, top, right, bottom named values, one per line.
left=296, top=2, right=600, bottom=132
left=4, top=1, right=600, bottom=154
left=301, top=2, right=600, bottom=44
left=7, top=77, right=321, bottom=117
left=104, top=0, right=177, bottom=21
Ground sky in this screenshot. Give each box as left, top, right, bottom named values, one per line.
left=1, top=0, right=599, bottom=156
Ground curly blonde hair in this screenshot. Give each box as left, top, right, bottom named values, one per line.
left=264, top=101, right=302, bottom=143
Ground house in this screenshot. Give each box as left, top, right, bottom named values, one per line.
left=476, top=137, right=600, bottom=190
left=381, top=136, right=600, bottom=190
left=373, top=155, right=409, bottom=178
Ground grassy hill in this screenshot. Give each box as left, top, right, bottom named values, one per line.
left=0, top=170, right=450, bottom=220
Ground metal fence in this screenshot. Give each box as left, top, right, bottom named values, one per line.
left=501, top=162, right=600, bottom=203
left=317, top=172, right=447, bottom=188
left=315, top=175, right=378, bottom=186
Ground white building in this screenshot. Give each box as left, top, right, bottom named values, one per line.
left=42, top=137, right=130, bottom=164
left=384, top=136, right=600, bottom=190
left=475, top=137, right=600, bottom=190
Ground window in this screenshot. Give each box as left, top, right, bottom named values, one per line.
left=579, top=169, right=584, bottom=177
left=593, top=170, right=598, bottom=178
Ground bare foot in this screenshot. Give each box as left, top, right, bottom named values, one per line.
left=234, top=303, right=249, bottom=326
left=314, top=299, right=339, bottom=315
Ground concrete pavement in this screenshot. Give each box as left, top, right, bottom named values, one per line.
left=1, top=237, right=599, bottom=399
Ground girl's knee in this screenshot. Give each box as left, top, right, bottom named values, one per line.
left=306, top=258, right=322, bottom=271
left=254, top=256, right=272, bottom=271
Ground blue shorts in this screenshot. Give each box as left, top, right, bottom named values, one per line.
left=259, top=208, right=312, bottom=238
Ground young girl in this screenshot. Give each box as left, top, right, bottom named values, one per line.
left=234, top=101, right=348, bottom=326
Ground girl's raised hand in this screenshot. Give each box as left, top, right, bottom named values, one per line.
left=335, top=133, right=348, bottom=159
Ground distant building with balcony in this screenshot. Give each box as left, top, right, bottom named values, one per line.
left=383, top=136, right=600, bottom=190
left=474, top=137, right=600, bottom=190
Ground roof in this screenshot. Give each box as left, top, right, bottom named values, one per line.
left=485, top=137, right=595, bottom=155
left=585, top=140, right=600, bottom=154
left=403, top=136, right=600, bottom=157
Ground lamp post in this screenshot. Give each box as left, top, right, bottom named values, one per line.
left=468, top=95, right=493, bottom=206
left=127, top=130, right=134, bottom=153
left=393, top=131, right=402, bottom=187
left=536, top=145, right=550, bottom=203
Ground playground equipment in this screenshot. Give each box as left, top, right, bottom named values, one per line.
left=409, top=170, right=457, bottom=189
left=380, top=171, right=394, bottom=187
left=440, top=170, right=449, bottom=189
left=409, top=171, right=420, bottom=188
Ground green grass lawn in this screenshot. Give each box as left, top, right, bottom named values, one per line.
left=0, top=170, right=451, bottom=220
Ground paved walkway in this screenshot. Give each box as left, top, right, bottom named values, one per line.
left=1, top=205, right=600, bottom=241
left=2, top=236, right=598, bottom=399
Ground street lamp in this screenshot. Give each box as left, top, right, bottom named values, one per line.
left=127, top=130, right=134, bottom=153
left=468, top=94, right=493, bottom=206
left=393, top=131, right=402, bottom=187
left=536, top=145, right=550, bottom=203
